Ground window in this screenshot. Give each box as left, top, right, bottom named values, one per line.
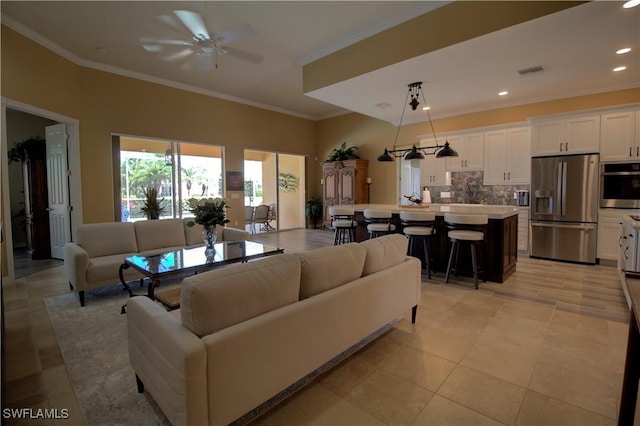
left=115, top=136, right=223, bottom=221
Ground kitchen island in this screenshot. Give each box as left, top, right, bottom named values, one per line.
left=349, top=204, right=519, bottom=283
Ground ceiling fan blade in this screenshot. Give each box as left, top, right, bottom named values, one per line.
left=140, top=37, right=187, bottom=46
left=157, top=14, right=184, bottom=33
left=142, top=44, right=162, bottom=53
left=221, top=47, right=264, bottom=64
left=174, top=10, right=210, bottom=40
left=214, top=23, right=253, bottom=45
left=163, top=48, right=194, bottom=62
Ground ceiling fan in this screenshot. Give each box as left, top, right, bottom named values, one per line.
left=141, top=10, right=263, bottom=71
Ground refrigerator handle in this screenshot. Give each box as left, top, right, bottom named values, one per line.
left=561, top=161, right=567, bottom=217
left=556, top=162, right=564, bottom=217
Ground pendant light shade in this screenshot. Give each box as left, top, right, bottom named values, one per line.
left=377, top=148, right=394, bottom=162
left=404, top=145, right=425, bottom=160
left=435, top=141, right=459, bottom=158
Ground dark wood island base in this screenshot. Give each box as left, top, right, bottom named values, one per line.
left=353, top=210, right=518, bottom=283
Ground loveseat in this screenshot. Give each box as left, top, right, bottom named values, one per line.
left=127, top=233, right=421, bottom=425
left=64, top=219, right=250, bottom=306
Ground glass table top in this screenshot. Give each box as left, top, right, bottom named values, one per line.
left=124, top=241, right=282, bottom=275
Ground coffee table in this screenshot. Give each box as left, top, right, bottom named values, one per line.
left=119, top=241, right=284, bottom=302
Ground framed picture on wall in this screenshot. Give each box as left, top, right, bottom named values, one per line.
left=226, top=171, right=244, bottom=191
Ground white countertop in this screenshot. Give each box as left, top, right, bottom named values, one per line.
left=349, top=203, right=519, bottom=219
left=622, top=214, right=640, bottom=230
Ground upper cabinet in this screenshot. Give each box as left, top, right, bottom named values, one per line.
left=531, top=114, right=600, bottom=156
left=484, top=126, right=531, bottom=185
left=419, top=138, right=448, bottom=186
left=600, top=108, right=640, bottom=162
left=446, top=132, right=484, bottom=171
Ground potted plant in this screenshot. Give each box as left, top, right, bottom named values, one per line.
left=141, top=187, right=166, bottom=220
left=305, top=197, right=323, bottom=229
left=324, top=142, right=359, bottom=163
left=185, top=197, right=230, bottom=254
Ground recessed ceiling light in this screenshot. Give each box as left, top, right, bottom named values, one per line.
left=623, top=0, right=640, bottom=8
left=375, top=102, right=391, bottom=109
left=614, top=66, right=627, bottom=72
left=617, top=47, right=632, bottom=55
left=422, top=106, right=430, bottom=111
left=498, top=91, right=508, bottom=96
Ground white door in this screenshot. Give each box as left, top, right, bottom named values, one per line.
left=46, top=123, right=71, bottom=259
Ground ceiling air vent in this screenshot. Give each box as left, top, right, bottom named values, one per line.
left=518, top=65, right=544, bottom=76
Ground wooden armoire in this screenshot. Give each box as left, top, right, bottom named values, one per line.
left=322, top=159, right=368, bottom=227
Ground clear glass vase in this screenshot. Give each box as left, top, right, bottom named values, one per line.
left=203, top=227, right=217, bottom=255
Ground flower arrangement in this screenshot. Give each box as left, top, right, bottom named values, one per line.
left=185, top=197, right=230, bottom=230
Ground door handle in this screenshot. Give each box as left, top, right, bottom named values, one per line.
left=508, top=172, right=511, bottom=180
left=560, top=142, right=563, bottom=152
left=565, top=142, right=568, bottom=151
left=531, top=222, right=596, bottom=231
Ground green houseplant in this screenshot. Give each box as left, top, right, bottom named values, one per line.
left=141, top=187, right=166, bottom=220
left=305, top=197, right=323, bottom=229
left=324, top=142, right=359, bottom=163
left=185, top=197, right=230, bottom=254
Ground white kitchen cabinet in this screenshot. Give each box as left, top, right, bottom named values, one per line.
left=420, top=150, right=448, bottom=186
left=600, top=108, right=640, bottom=162
left=446, top=132, right=484, bottom=171
left=484, top=127, right=531, bottom=184
left=517, top=207, right=529, bottom=253
left=531, top=114, right=600, bottom=156
left=597, top=208, right=633, bottom=261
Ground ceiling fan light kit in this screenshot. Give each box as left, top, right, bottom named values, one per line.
left=377, top=82, right=458, bottom=162
left=141, top=9, right=263, bottom=71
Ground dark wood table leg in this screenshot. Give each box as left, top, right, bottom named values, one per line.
left=119, top=263, right=133, bottom=297
left=147, top=278, right=160, bottom=300
left=619, top=308, right=640, bottom=425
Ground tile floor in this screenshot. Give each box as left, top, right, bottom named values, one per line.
left=2, top=229, right=634, bottom=425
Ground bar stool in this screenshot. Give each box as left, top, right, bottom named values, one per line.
left=400, top=211, right=436, bottom=279
left=364, top=209, right=396, bottom=239
left=444, top=213, right=488, bottom=290
left=329, top=206, right=356, bottom=245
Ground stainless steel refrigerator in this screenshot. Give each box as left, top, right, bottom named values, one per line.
left=530, top=153, right=599, bottom=264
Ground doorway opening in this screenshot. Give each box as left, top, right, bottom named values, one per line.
left=2, top=102, right=80, bottom=280
left=243, top=150, right=306, bottom=233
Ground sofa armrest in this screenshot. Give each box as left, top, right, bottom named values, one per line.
left=222, top=226, right=250, bottom=241
left=64, top=242, right=89, bottom=290
left=127, top=297, right=208, bottom=426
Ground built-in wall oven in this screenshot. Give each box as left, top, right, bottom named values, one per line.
left=601, top=162, right=640, bottom=208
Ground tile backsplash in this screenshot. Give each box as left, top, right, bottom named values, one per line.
left=425, top=170, right=529, bottom=205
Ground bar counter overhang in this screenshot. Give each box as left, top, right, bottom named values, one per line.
left=345, top=203, right=520, bottom=283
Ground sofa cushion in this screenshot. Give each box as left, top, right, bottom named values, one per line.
left=180, top=254, right=300, bottom=337
left=77, top=222, right=138, bottom=258
left=296, top=243, right=366, bottom=300
left=360, top=234, right=408, bottom=276
left=134, top=219, right=186, bottom=252
left=87, top=252, right=140, bottom=283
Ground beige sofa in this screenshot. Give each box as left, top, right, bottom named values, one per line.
left=127, top=234, right=421, bottom=426
left=64, top=219, right=250, bottom=306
